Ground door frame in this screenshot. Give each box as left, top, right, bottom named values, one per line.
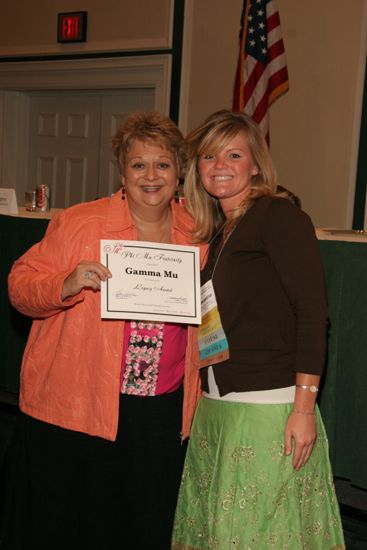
left=0, top=55, right=171, bottom=200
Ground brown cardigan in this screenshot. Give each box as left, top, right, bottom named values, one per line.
left=200, top=195, right=328, bottom=395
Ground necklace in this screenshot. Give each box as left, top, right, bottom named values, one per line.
left=209, top=205, right=250, bottom=279
left=135, top=212, right=172, bottom=243
left=222, top=217, right=238, bottom=242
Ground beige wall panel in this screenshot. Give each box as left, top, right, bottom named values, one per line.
left=185, top=0, right=366, bottom=228
left=0, top=0, right=173, bottom=55
left=185, top=0, right=243, bottom=131
left=271, top=0, right=366, bottom=227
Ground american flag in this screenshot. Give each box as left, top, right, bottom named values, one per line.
left=232, top=0, right=289, bottom=141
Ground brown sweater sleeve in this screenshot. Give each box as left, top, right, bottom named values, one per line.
left=262, top=198, right=328, bottom=375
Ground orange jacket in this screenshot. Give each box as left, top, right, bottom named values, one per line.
left=8, top=192, right=207, bottom=441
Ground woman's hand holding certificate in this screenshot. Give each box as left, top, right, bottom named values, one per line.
left=100, top=240, right=201, bottom=324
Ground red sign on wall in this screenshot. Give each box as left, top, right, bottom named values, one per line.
left=57, top=12, right=87, bottom=43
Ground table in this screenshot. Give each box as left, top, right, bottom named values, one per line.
left=0, top=213, right=50, bottom=392
left=1, top=216, right=367, bottom=488
left=317, top=236, right=367, bottom=490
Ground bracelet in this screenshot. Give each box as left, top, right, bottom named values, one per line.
left=292, top=408, right=315, bottom=416
left=296, top=384, right=319, bottom=393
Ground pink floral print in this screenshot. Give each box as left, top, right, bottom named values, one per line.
left=121, top=321, right=165, bottom=396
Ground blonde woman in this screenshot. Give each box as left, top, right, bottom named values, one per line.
left=172, top=110, right=345, bottom=549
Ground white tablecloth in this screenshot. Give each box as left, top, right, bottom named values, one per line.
left=316, top=228, right=367, bottom=243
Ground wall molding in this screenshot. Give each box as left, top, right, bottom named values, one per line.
left=0, top=55, right=172, bottom=193
left=0, top=39, right=171, bottom=59
left=0, top=55, right=171, bottom=111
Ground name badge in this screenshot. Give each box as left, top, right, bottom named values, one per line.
left=198, top=280, right=229, bottom=368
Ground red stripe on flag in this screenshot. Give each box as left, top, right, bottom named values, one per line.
left=267, top=11, right=280, bottom=33
left=269, top=66, right=289, bottom=92
left=243, top=61, right=266, bottom=105
left=268, top=39, right=285, bottom=61
left=268, top=67, right=289, bottom=104
left=252, top=89, right=269, bottom=124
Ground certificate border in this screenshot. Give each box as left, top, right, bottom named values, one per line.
left=103, top=243, right=199, bottom=321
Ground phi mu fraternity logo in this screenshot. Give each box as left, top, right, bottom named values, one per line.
left=103, top=242, right=124, bottom=254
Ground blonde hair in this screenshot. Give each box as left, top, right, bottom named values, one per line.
left=112, top=111, right=186, bottom=178
left=184, top=110, right=278, bottom=241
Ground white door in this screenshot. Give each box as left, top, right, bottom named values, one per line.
left=28, top=89, right=155, bottom=208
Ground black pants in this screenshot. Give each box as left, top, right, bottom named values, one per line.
left=2, top=387, right=186, bottom=550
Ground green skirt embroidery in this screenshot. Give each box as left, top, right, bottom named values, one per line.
left=172, top=397, right=345, bottom=550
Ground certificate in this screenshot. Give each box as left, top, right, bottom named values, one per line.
left=100, top=240, right=201, bottom=324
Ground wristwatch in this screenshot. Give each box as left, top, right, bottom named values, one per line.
left=296, top=384, right=319, bottom=393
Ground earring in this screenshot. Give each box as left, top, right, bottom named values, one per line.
left=121, top=185, right=126, bottom=200
left=175, top=181, right=184, bottom=203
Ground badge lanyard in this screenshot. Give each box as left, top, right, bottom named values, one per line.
left=198, top=223, right=233, bottom=368
left=198, top=210, right=248, bottom=368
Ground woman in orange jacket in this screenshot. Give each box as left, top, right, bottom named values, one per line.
left=4, top=111, right=206, bottom=550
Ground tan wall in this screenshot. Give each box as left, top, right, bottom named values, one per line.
left=186, top=0, right=367, bottom=228
left=182, top=0, right=243, bottom=131
left=271, top=0, right=366, bottom=227
left=0, top=0, right=172, bottom=55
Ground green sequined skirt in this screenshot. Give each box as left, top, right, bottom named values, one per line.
left=172, top=396, right=345, bottom=550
